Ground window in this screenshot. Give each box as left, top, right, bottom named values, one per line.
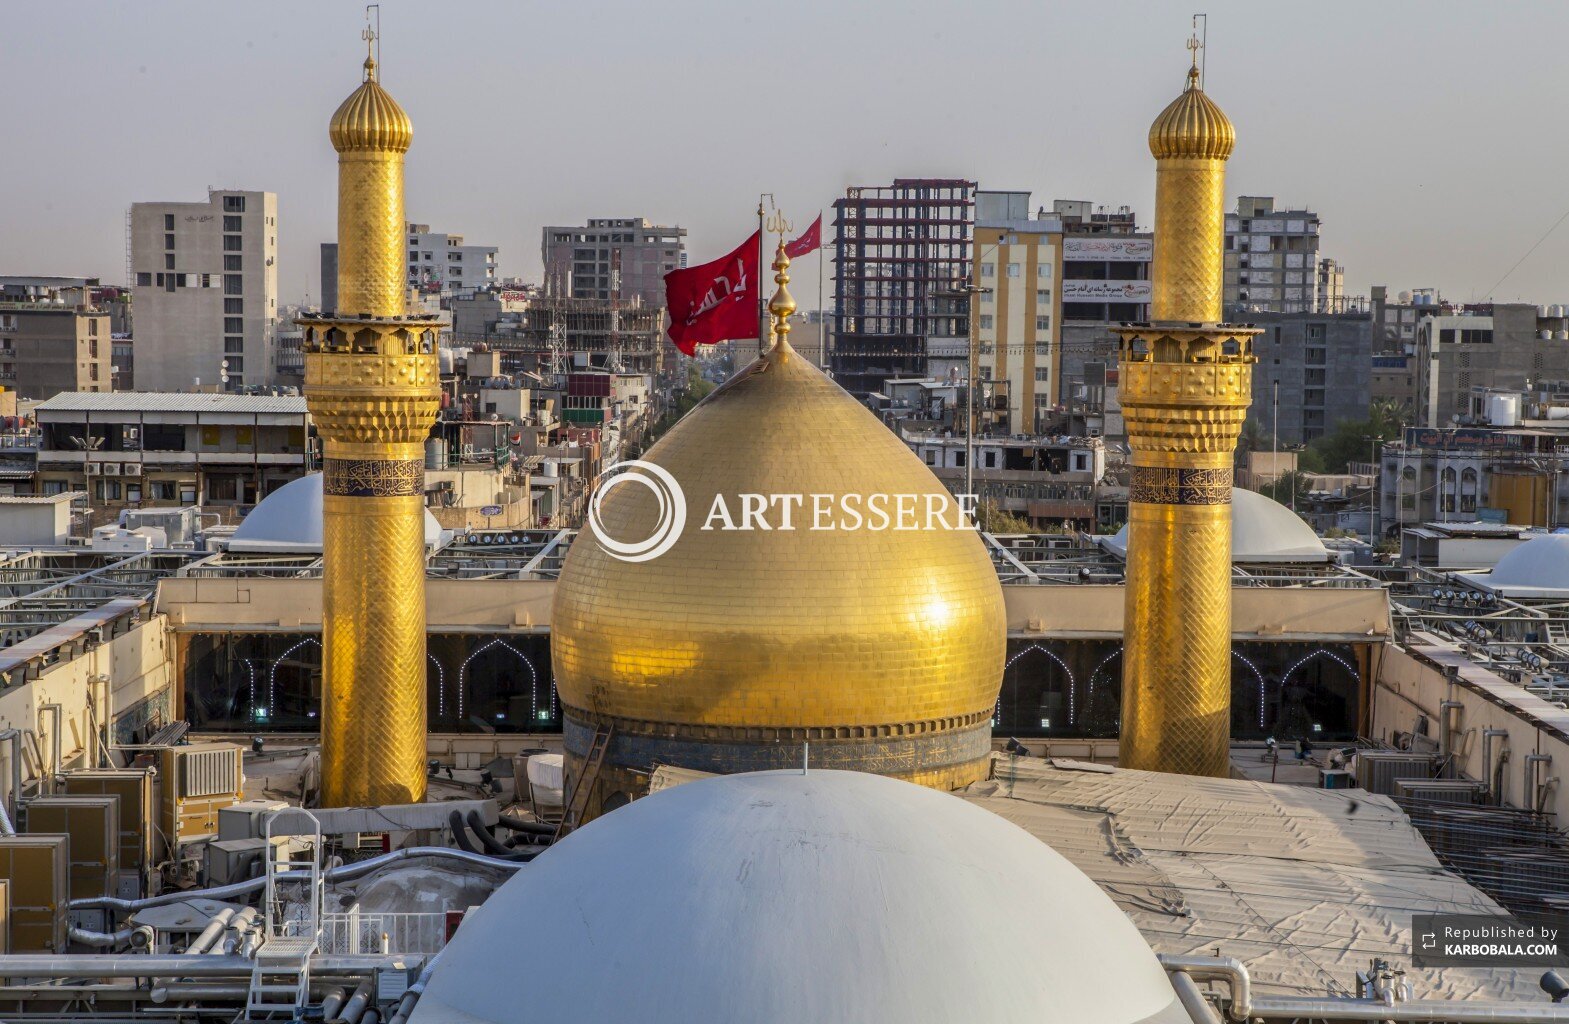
left=125, top=484, right=142, bottom=504
left=223, top=317, right=243, bottom=334
left=223, top=235, right=242, bottom=252
left=1035, top=368, right=1050, bottom=382
left=984, top=451, right=998, bottom=468
left=42, top=480, right=67, bottom=496
left=1037, top=289, right=1051, bottom=304
left=1006, top=263, right=1021, bottom=278
left=180, top=485, right=197, bottom=504
left=923, top=450, right=936, bottom=466
left=165, top=253, right=175, bottom=270
left=225, top=357, right=243, bottom=373
left=1036, top=316, right=1051, bottom=332
left=224, top=298, right=243, bottom=314
left=1037, top=264, right=1052, bottom=279
left=223, top=195, right=246, bottom=212
left=980, top=291, right=993, bottom=303
left=979, top=315, right=994, bottom=330
left=224, top=337, right=244, bottom=354
left=136, top=272, right=151, bottom=286
left=236, top=426, right=254, bottom=447
left=223, top=215, right=242, bottom=231
left=152, top=481, right=177, bottom=501
left=207, top=476, right=237, bottom=501
left=224, top=275, right=243, bottom=295
left=163, top=214, right=174, bottom=230
left=224, top=255, right=242, bottom=271
left=106, top=481, right=121, bottom=501
left=980, top=263, right=995, bottom=278
left=201, top=425, right=221, bottom=447
left=164, top=233, right=175, bottom=250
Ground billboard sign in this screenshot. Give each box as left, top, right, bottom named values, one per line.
left=1063, top=238, right=1153, bottom=262
left=1062, top=279, right=1153, bottom=302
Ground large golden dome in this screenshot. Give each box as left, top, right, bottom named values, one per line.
left=329, top=57, right=413, bottom=154
left=552, top=332, right=1006, bottom=793
left=1148, top=66, right=1234, bottom=160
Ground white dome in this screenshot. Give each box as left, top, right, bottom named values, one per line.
left=227, top=473, right=442, bottom=553
left=1462, top=533, right=1569, bottom=598
left=1103, top=487, right=1328, bottom=563
left=412, top=770, right=1183, bottom=1024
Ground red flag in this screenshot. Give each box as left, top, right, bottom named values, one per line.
left=784, top=214, right=822, bottom=259
left=663, top=230, right=760, bottom=355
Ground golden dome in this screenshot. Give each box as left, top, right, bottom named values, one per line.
left=329, top=57, right=413, bottom=153
left=551, top=345, right=1007, bottom=739
left=1148, top=66, right=1234, bottom=160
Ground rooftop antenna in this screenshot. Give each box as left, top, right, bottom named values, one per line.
left=1190, top=13, right=1207, bottom=89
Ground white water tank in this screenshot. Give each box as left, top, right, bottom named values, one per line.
left=1487, top=392, right=1522, bottom=427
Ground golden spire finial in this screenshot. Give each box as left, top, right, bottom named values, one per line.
left=767, top=239, right=796, bottom=353
left=1186, top=32, right=1201, bottom=88
left=362, top=24, right=377, bottom=80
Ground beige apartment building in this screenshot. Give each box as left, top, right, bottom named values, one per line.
left=130, top=190, right=278, bottom=391
left=973, top=201, right=1062, bottom=435
left=0, top=292, right=112, bottom=400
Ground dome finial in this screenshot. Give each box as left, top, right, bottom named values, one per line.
left=1185, top=29, right=1201, bottom=89
left=361, top=22, right=377, bottom=81
left=767, top=223, right=796, bottom=355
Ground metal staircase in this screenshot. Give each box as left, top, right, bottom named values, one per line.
left=555, top=724, right=613, bottom=840
left=246, top=809, right=323, bottom=1020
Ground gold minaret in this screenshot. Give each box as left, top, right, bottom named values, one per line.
left=1116, top=46, right=1257, bottom=777
left=300, top=33, right=441, bottom=806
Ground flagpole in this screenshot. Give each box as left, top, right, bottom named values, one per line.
left=816, top=210, right=824, bottom=368
left=757, top=198, right=767, bottom=359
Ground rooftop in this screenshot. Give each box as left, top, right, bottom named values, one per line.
left=34, top=393, right=308, bottom=415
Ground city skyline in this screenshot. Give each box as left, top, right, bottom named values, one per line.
left=5, top=0, right=1569, bottom=306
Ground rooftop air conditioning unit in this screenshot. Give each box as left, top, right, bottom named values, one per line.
left=101, top=464, right=120, bottom=477
left=123, top=464, right=142, bottom=477
left=84, top=463, right=101, bottom=476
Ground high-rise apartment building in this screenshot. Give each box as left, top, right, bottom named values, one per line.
left=1224, top=196, right=1345, bottom=314
left=1250, top=311, right=1372, bottom=444
left=541, top=218, right=687, bottom=305
left=832, top=179, right=976, bottom=398
left=971, top=191, right=1061, bottom=435
left=407, top=223, right=498, bottom=298
left=130, top=190, right=278, bottom=391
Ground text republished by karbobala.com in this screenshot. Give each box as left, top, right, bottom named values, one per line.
left=1413, top=915, right=1569, bottom=967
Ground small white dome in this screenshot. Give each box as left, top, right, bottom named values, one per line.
left=1463, top=533, right=1569, bottom=598
left=1103, top=487, right=1328, bottom=563
left=228, top=473, right=442, bottom=553
left=412, top=770, right=1183, bottom=1024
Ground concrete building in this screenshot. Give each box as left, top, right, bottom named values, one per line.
left=448, top=289, right=667, bottom=377
left=832, top=179, right=976, bottom=397
left=130, top=190, right=278, bottom=391
left=1413, top=304, right=1569, bottom=428
left=32, top=392, right=312, bottom=516
left=406, top=223, right=498, bottom=298
left=1250, top=311, right=1373, bottom=444
left=1380, top=391, right=1569, bottom=530
left=1224, top=196, right=1343, bottom=314
left=541, top=218, right=686, bottom=305
left=0, top=282, right=112, bottom=400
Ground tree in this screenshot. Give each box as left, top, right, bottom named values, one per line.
left=1254, top=471, right=1313, bottom=511
left=1305, top=403, right=1406, bottom=474
left=975, top=499, right=1036, bottom=534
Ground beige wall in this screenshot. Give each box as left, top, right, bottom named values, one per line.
left=1373, top=642, right=1569, bottom=820
left=0, top=615, right=175, bottom=800
left=1004, top=582, right=1390, bottom=641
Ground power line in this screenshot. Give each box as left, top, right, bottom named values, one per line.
left=1481, top=202, right=1569, bottom=301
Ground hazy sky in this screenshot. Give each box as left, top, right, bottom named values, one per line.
left=5, top=0, right=1569, bottom=308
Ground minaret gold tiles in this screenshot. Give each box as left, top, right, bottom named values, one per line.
left=1116, top=53, right=1258, bottom=777
left=300, top=39, right=440, bottom=806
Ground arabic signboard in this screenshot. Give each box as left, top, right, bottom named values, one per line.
left=1061, top=279, right=1153, bottom=302
left=479, top=505, right=503, bottom=516
left=1063, top=238, right=1153, bottom=262
left=1403, top=427, right=1524, bottom=452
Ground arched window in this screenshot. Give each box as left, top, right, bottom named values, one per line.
left=1440, top=466, right=1457, bottom=514
left=1460, top=468, right=1479, bottom=514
